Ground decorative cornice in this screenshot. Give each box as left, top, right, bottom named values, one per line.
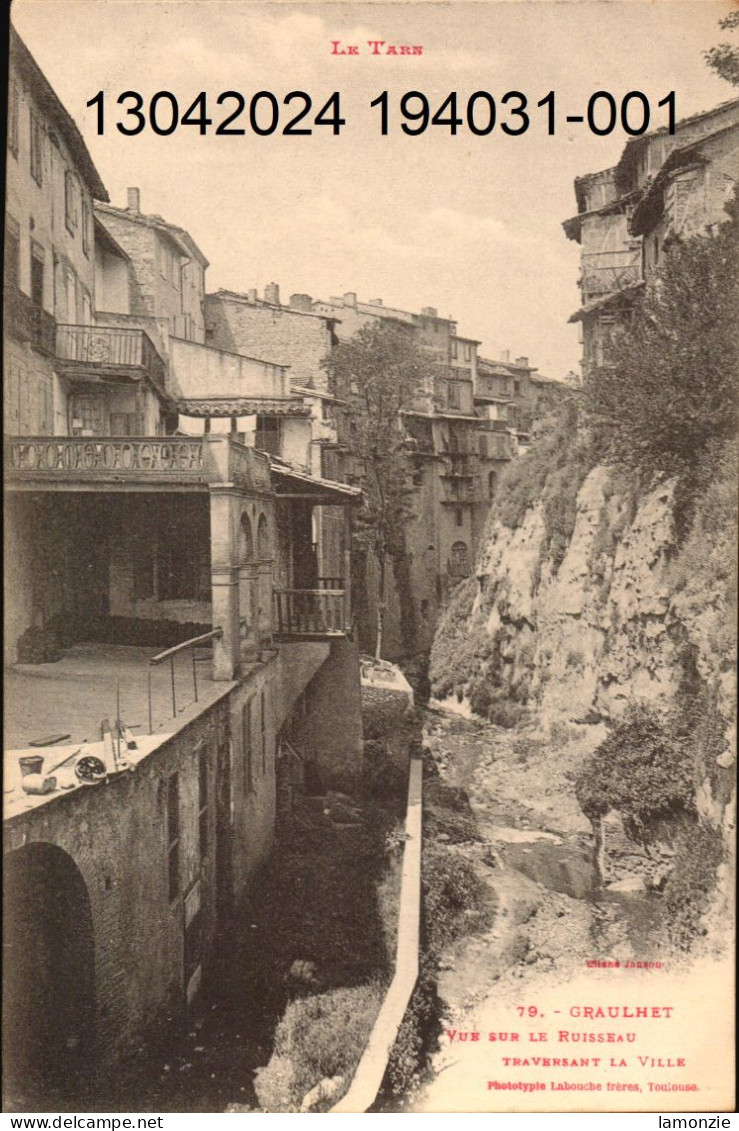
left=177, top=397, right=311, bottom=418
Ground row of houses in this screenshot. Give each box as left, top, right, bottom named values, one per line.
left=3, top=28, right=366, bottom=1108
left=4, top=26, right=552, bottom=1106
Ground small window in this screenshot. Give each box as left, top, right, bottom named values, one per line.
left=243, top=699, right=254, bottom=794
left=450, top=339, right=458, bottom=359
left=166, top=774, right=180, bottom=902
left=478, top=433, right=488, bottom=459
left=8, top=83, right=19, bottom=159
left=82, top=201, right=91, bottom=257
left=30, top=111, right=43, bottom=185
left=65, top=171, right=79, bottom=234
left=5, top=217, right=20, bottom=289
left=30, top=245, right=44, bottom=309
left=198, top=744, right=209, bottom=859
left=455, top=507, right=463, bottom=528
left=260, top=691, right=267, bottom=774
left=463, top=343, right=471, bottom=362
left=447, top=382, right=461, bottom=409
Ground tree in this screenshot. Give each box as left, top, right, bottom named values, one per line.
left=322, top=322, right=428, bottom=658
left=582, top=193, right=738, bottom=486
left=705, top=12, right=739, bottom=86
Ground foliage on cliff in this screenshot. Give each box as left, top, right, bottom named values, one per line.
left=494, top=397, right=594, bottom=571
left=574, top=703, right=699, bottom=844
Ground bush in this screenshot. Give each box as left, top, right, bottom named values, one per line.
left=574, top=703, right=698, bottom=844
left=487, top=699, right=527, bottom=729
left=422, top=846, right=490, bottom=951
left=663, top=822, right=725, bottom=951
left=255, top=984, right=383, bottom=1111
left=383, top=954, right=442, bottom=1098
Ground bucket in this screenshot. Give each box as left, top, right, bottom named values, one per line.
left=19, top=755, right=44, bottom=777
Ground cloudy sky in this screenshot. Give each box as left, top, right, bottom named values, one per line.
left=13, top=0, right=735, bottom=377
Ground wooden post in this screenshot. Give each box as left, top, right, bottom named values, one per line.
left=192, top=644, right=198, bottom=703
left=148, top=668, right=153, bottom=734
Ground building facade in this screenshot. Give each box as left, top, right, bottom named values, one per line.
left=565, top=96, right=739, bottom=371
left=4, top=30, right=364, bottom=1110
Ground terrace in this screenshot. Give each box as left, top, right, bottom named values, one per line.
left=3, top=640, right=235, bottom=818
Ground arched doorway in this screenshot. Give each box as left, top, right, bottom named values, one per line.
left=3, top=844, right=95, bottom=1108
left=450, top=540, right=471, bottom=580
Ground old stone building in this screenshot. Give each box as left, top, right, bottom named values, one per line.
left=565, top=95, right=739, bottom=371
left=4, top=30, right=364, bottom=1110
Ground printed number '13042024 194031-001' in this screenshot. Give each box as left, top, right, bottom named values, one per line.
left=85, top=89, right=678, bottom=138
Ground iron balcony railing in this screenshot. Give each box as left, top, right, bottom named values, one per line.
left=273, top=588, right=349, bottom=638
left=580, top=249, right=642, bottom=297
left=55, top=324, right=167, bottom=392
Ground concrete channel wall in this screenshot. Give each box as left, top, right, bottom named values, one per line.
left=331, top=757, right=423, bottom=1113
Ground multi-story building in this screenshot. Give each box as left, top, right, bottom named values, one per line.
left=309, top=293, right=490, bottom=656
left=4, top=30, right=363, bottom=1110
left=565, top=96, right=739, bottom=370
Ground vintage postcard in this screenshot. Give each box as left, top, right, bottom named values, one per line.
left=3, top=0, right=736, bottom=1116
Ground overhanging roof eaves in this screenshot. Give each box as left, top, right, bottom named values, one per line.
left=11, top=28, right=109, bottom=201
left=568, top=283, right=644, bottom=323
left=269, top=459, right=363, bottom=505
left=177, top=397, right=310, bottom=417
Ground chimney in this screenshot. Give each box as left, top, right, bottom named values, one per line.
left=500, top=349, right=510, bottom=363
left=368, top=298, right=383, bottom=306
left=290, top=293, right=313, bottom=312
left=264, top=283, right=280, bottom=305
left=248, top=288, right=258, bottom=302
left=421, top=306, right=438, bottom=318
left=515, top=356, right=529, bottom=369
left=126, top=187, right=141, bottom=212
left=343, top=292, right=357, bottom=307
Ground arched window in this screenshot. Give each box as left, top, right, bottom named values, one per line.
left=240, top=513, right=254, bottom=565
left=257, top=513, right=270, bottom=559
left=450, top=541, right=470, bottom=579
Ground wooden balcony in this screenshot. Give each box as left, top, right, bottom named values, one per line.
left=55, top=324, right=167, bottom=394
left=273, top=588, right=350, bottom=641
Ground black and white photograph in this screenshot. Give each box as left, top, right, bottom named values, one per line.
left=3, top=0, right=737, bottom=1116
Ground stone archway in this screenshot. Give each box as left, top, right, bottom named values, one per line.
left=3, top=843, right=95, bottom=1108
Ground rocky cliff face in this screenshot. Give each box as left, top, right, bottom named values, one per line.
left=432, top=460, right=736, bottom=817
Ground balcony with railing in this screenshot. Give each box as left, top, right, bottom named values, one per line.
left=579, top=249, right=642, bottom=299
left=55, top=324, right=167, bottom=394
left=273, top=587, right=351, bottom=641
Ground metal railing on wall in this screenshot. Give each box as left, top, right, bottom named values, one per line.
left=148, top=629, right=222, bottom=732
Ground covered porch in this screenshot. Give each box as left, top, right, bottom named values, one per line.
left=270, top=460, right=361, bottom=642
